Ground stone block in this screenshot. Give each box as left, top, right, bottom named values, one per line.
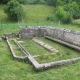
left=0, top=38, right=2, bottom=41
left=5, top=33, right=12, bottom=37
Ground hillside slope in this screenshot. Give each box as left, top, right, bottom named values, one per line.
left=0, top=4, right=54, bottom=23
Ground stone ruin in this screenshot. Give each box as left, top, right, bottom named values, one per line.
left=2, top=26, right=80, bottom=71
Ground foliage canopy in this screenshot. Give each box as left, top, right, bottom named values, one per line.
left=3, top=0, right=25, bottom=21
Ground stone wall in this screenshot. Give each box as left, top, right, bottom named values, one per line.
left=20, top=26, right=80, bottom=47
left=46, top=27, right=80, bottom=47
left=20, top=26, right=47, bottom=40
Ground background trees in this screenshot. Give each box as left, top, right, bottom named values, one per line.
left=55, top=7, right=67, bottom=24
left=0, top=0, right=80, bottom=24
left=0, top=0, right=10, bottom=4
left=3, top=0, right=25, bottom=21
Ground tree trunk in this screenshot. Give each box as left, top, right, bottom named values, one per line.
left=58, top=20, right=60, bottom=26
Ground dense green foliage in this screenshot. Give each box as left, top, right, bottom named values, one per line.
left=0, top=0, right=45, bottom=4
left=0, top=0, right=80, bottom=24
left=45, top=0, right=80, bottom=24
left=3, top=0, right=25, bottom=21
left=0, top=0, right=10, bottom=4
left=55, top=7, right=67, bottom=24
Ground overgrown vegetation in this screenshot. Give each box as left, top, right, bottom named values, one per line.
left=45, top=0, right=80, bottom=24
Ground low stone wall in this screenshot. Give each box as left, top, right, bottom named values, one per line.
left=33, top=38, right=58, bottom=53
left=20, top=26, right=80, bottom=47
left=46, top=27, right=80, bottom=47
left=5, top=32, right=19, bottom=38
left=12, top=39, right=80, bottom=71
left=6, top=37, right=27, bottom=61
left=0, top=38, right=3, bottom=41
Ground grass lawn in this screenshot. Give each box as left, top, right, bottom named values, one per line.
left=0, top=39, right=80, bottom=80
left=21, top=37, right=80, bottom=63
left=22, top=4, right=54, bottom=23
left=21, top=40, right=51, bottom=56
left=9, top=40, right=26, bottom=57
left=0, top=4, right=80, bottom=80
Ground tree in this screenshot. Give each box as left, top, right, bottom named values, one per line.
left=3, top=0, right=25, bottom=21
left=44, top=0, right=56, bottom=6
left=73, top=0, right=80, bottom=5
left=64, top=2, right=80, bottom=19
left=44, top=0, right=66, bottom=7
left=55, top=7, right=67, bottom=25
left=0, top=0, right=10, bottom=4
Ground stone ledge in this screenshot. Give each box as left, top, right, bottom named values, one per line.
left=13, top=39, right=80, bottom=71
left=45, top=36, right=80, bottom=51
left=33, top=38, right=58, bottom=53
left=6, top=37, right=27, bottom=61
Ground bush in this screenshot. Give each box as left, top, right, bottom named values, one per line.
left=26, top=0, right=40, bottom=4
left=55, top=6, right=67, bottom=24
left=62, top=12, right=73, bottom=24
left=46, top=15, right=57, bottom=22
left=17, top=0, right=27, bottom=4
left=64, top=2, right=80, bottom=19
left=3, top=0, right=25, bottom=21
left=72, top=19, right=80, bottom=25
left=39, top=0, right=46, bottom=4
left=0, top=0, right=10, bottom=4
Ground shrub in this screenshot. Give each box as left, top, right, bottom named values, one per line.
left=0, top=0, right=10, bottom=4
left=46, top=15, right=57, bottom=22
left=3, top=0, right=25, bottom=21
left=55, top=6, right=67, bottom=24
left=26, top=0, right=40, bottom=4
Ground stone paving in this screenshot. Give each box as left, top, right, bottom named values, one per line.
left=33, top=38, right=58, bottom=53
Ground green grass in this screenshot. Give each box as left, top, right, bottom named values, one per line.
left=36, top=37, right=80, bottom=63
left=21, top=38, right=80, bottom=63
left=72, top=19, right=80, bottom=25
left=22, top=4, right=54, bottom=23
left=0, top=5, right=8, bottom=22
left=0, top=40, right=80, bottom=80
left=0, top=4, right=80, bottom=80
left=0, top=4, right=54, bottom=23
left=0, top=4, right=80, bottom=32
left=21, top=40, right=51, bottom=56
left=9, top=40, right=26, bottom=57
left=0, top=28, right=19, bottom=37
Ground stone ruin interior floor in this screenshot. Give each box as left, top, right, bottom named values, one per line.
left=3, top=27, right=80, bottom=71
left=9, top=37, right=80, bottom=65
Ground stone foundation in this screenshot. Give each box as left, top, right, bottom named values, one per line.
left=20, top=26, right=80, bottom=47
left=2, top=26, right=80, bottom=71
